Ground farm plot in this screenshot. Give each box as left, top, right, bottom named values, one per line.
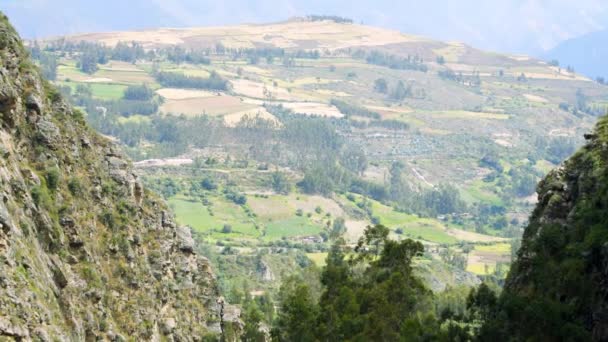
left=160, top=94, right=257, bottom=116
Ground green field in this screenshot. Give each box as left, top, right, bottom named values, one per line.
left=371, top=199, right=458, bottom=244
left=462, top=180, right=504, bottom=206
left=169, top=196, right=259, bottom=238
left=306, top=252, right=328, bottom=267
left=265, top=216, right=323, bottom=239
left=59, top=81, right=128, bottom=100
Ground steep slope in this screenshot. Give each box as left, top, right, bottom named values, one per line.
left=484, top=116, right=608, bottom=340
left=0, top=13, right=221, bottom=340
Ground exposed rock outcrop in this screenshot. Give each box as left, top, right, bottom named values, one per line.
left=485, top=116, right=608, bottom=341
left=0, top=13, right=220, bottom=340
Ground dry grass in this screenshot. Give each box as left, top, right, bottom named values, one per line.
left=446, top=228, right=506, bottom=243
left=431, top=110, right=510, bottom=120
left=160, top=94, right=256, bottom=116
left=231, top=79, right=294, bottom=100
left=316, top=89, right=352, bottom=97
left=156, top=88, right=217, bottom=100
left=281, top=102, right=343, bottom=118
left=344, top=220, right=369, bottom=242
left=523, top=93, right=549, bottom=103
left=66, top=20, right=428, bottom=51
left=223, top=107, right=280, bottom=127
left=432, top=42, right=466, bottom=62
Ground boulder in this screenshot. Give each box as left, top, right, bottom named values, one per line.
left=0, top=201, right=13, bottom=232
left=25, top=93, right=42, bottom=114
left=176, top=226, right=195, bottom=253
left=36, top=119, right=61, bottom=149
left=161, top=317, right=177, bottom=335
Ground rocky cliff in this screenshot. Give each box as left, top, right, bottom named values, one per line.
left=484, top=116, right=608, bottom=340
left=0, top=13, right=221, bottom=340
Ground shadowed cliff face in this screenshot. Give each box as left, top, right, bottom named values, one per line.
left=484, top=116, right=608, bottom=341
left=0, top=13, right=222, bottom=340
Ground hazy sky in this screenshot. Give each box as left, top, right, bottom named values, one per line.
left=3, top=0, right=608, bottom=55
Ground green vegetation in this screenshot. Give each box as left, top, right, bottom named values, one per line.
left=154, top=70, right=229, bottom=90
left=272, top=226, right=471, bottom=340
left=480, top=116, right=608, bottom=340
left=27, top=18, right=608, bottom=341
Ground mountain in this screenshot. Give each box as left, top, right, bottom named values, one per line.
left=0, top=13, right=224, bottom=340
left=483, top=116, right=608, bottom=340
left=545, top=29, right=608, bottom=80
left=30, top=16, right=608, bottom=298
left=4, top=0, right=608, bottom=55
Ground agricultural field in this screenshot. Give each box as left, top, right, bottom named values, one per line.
left=35, top=17, right=608, bottom=298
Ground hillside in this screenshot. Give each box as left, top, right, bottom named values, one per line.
left=0, top=13, right=222, bottom=340
left=25, top=16, right=608, bottom=326
left=483, top=115, right=608, bottom=340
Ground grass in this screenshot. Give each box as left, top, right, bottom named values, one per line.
left=87, top=83, right=128, bottom=100
left=117, top=115, right=152, bottom=124
left=169, top=196, right=259, bottom=237
left=306, top=252, right=328, bottom=267
left=371, top=199, right=458, bottom=244
left=462, top=180, right=504, bottom=206
left=475, top=243, right=511, bottom=253
left=467, top=263, right=496, bottom=275
left=59, top=81, right=127, bottom=100
left=248, top=195, right=293, bottom=221
left=94, top=68, right=156, bottom=85
left=265, top=216, right=323, bottom=239
left=431, top=110, right=510, bottom=120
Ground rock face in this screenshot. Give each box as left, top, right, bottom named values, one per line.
left=0, top=13, right=220, bottom=340
left=488, top=116, right=608, bottom=341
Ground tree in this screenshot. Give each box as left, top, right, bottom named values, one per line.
left=274, top=226, right=438, bottom=341
left=123, top=84, right=154, bottom=101
left=389, top=161, right=410, bottom=202
left=390, top=80, right=411, bottom=100
left=241, top=301, right=266, bottom=342
left=467, top=283, right=497, bottom=322
left=575, top=88, right=587, bottom=112
left=354, top=224, right=390, bottom=260
left=374, top=78, right=388, bottom=93
left=270, top=171, right=291, bottom=194
left=272, top=283, right=317, bottom=342
left=330, top=217, right=346, bottom=239
left=78, top=51, right=98, bottom=74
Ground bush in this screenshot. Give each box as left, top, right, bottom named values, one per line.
left=68, top=178, right=83, bottom=196
left=226, top=191, right=247, bottom=205
left=45, top=168, right=60, bottom=191
left=201, top=178, right=218, bottom=191
left=123, top=84, right=154, bottom=101
left=31, top=185, right=52, bottom=208
left=154, top=71, right=229, bottom=91
left=222, top=224, right=233, bottom=234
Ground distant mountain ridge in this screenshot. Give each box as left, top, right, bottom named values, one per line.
left=4, top=0, right=608, bottom=55
left=544, top=29, right=608, bottom=80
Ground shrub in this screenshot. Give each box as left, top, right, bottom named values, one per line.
left=31, top=186, right=52, bottom=209
left=45, top=168, right=60, bottom=191
left=68, top=177, right=83, bottom=196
